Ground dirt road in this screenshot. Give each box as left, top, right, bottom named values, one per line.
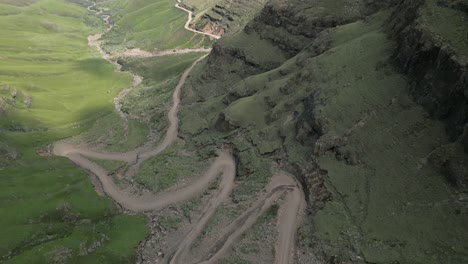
left=54, top=1, right=305, bottom=263
left=175, top=0, right=221, bottom=40
left=195, top=173, right=304, bottom=264
left=55, top=147, right=235, bottom=212
left=114, top=47, right=212, bottom=59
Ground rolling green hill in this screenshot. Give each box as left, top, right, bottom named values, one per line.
left=100, top=0, right=213, bottom=51
left=0, top=0, right=148, bottom=262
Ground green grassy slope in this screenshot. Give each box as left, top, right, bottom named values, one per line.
left=120, top=52, right=207, bottom=120
left=100, top=0, right=213, bottom=51
left=421, top=0, right=468, bottom=57
left=0, top=0, right=148, bottom=262
left=305, top=15, right=468, bottom=263
left=176, top=5, right=468, bottom=263
left=120, top=52, right=208, bottom=191
left=0, top=0, right=133, bottom=130
left=71, top=52, right=208, bottom=154
left=184, top=0, right=217, bottom=15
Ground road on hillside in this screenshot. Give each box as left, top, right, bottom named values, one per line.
left=54, top=1, right=305, bottom=263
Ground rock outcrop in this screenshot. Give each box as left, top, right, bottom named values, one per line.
left=388, top=0, right=468, bottom=140
left=185, top=0, right=268, bottom=36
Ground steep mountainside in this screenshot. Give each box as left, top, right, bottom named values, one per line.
left=2, top=0, right=467, bottom=263
left=182, top=0, right=267, bottom=36
left=176, top=0, right=468, bottom=262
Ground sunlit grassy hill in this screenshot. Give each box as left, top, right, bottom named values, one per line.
left=0, top=0, right=147, bottom=263
left=100, top=0, right=213, bottom=51
left=0, top=0, right=133, bottom=131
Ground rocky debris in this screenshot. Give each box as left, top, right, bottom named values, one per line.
left=0, top=143, right=20, bottom=166
left=334, top=148, right=361, bottom=166
left=10, top=88, right=17, bottom=99
left=10, top=87, right=17, bottom=105
left=44, top=246, right=73, bottom=264
left=8, top=125, right=26, bottom=132
left=189, top=0, right=267, bottom=36
left=313, top=133, right=346, bottom=156
left=206, top=42, right=276, bottom=77
left=78, top=234, right=110, bottom=256
left=293, top=162, right=331, bottom=210
left=36, top=144, right=53, bottom=157
left=199, top=19, right=225, bottom=37
left=22, top=91, right=31, bottom=108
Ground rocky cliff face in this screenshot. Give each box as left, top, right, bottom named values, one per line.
left=184, top=0, right=267, bottom=36
left=387, top=0, right=468, bottom=193
left=189, top=0, right=384, bottom=98
left=388, top=0, right=468, bottom=141
left=179, top=0, right=468, bottom=262
left=246, top=0, right=367, bottom=55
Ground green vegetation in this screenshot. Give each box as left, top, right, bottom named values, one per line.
left=184, top=0, right=218, bottom=16
left=176, top=2, right=468, bottom=262
left=421, top=0, right=468, bottom=56
left=0, top=0, right=131, bottom=131
left=158, top=215, right=182, bottom=230
left=73, top=112, right=149, bottom=152
left=0, top=0, right=148, bottom=262
left=136, top=142, right=206, bottom=192
left=215, top=204, right=278, bottom=263
left=73, top=52, right=207, bottom=154
left=120, top=52, right=207, bottom=124
left=2, top=0, right=467, bottom=262
left=116, top=52, right=211, bottom=192
left=309, top=14, right=468, bottom=262
left=100, top=0, right=213, bottom=51
left=93, top=159, right=127, bottom=174
left=219, top=256, right=252, bottom=264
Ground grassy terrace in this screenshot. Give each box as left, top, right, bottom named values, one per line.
left=0, top=0, right=148, bottom=262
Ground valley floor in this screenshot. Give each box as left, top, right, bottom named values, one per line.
left=1, top=0, right=467, bottom=263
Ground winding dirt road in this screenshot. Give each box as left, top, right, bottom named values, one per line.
left=197, top=173, right=305, bottom=264
left=114, top=47, right=212, bottom=59
left=175, top=0, right=221, bottom=40
left=54, top=1, right=306, bottom=263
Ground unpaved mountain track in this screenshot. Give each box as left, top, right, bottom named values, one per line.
left=114, top=47, right=212, bottom=59
left=175, top=0, right=221, bottom=40
left=196, top=173, right=305, bottom=264
left=86, top=0, right=212, bottom=118
left=54, top=1, right=305, bottom=263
